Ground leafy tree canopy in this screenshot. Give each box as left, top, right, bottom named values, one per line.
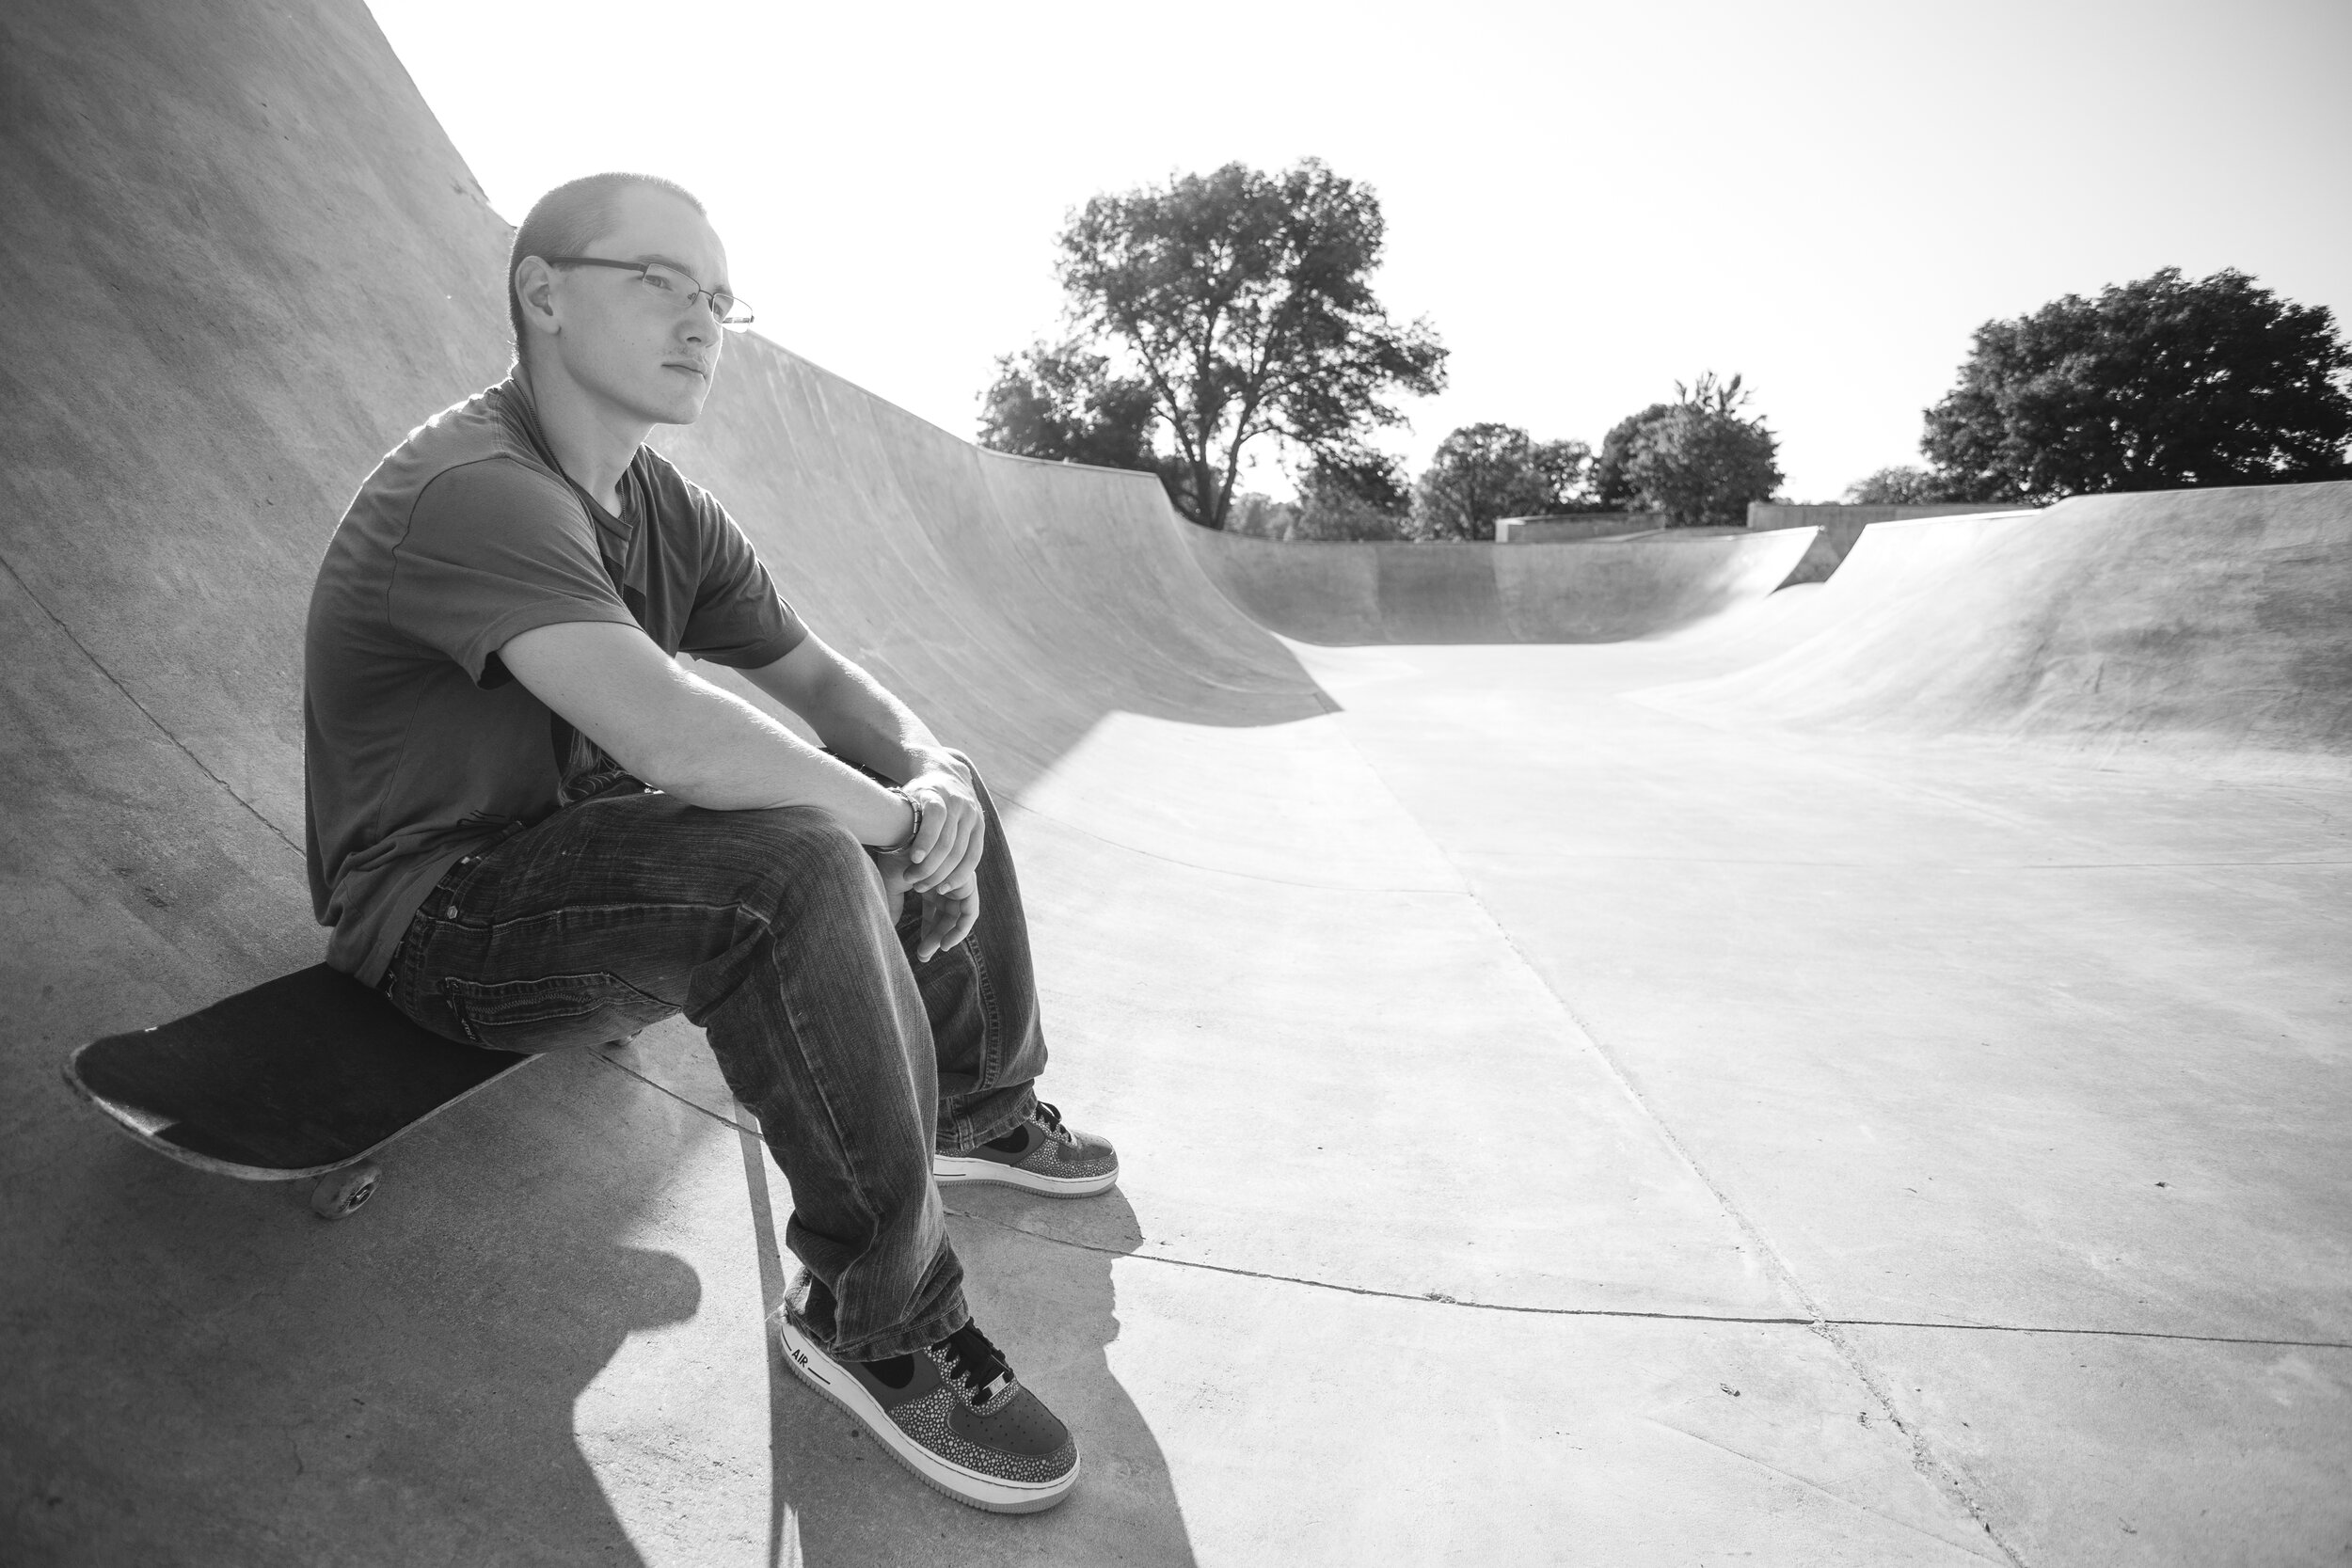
left=1054, top=159, right=1448, bottom=530
left=1622, top=372, right=1783, bottom=527
left=1591, top=403, right=1671, bottom=509
left=1922, top=266, right=2352, bottom=504
left=976, top=341, right=1163, bottom=472
left=1293, top=451, right=1412, bottom=541
left=1842, top=465, right=1945, bottom=504
left=1410, top=424, right=1592, bottom=542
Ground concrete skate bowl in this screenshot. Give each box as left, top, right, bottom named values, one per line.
left=0, top=1, right=1321, bottom=1559
left=0, top=0, right=1330, bottom=1022
left=1637, top=483, right=2352, bottom=771
left=651, top=371, right=1330, bottom=789
left=1184, top=526, right=1820, bottom=644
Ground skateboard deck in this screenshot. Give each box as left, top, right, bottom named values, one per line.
left=62, top=963, right=539, bottom=1217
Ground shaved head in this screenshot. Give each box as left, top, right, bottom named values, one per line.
left=506, top=172, right=707, bottom=357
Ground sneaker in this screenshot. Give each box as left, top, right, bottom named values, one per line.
left=776, top=1300, right=1080, bottom=1513
left=933, top=1101, right=1118, bottom=1197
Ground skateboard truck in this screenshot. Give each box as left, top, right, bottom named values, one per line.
left=310, top=1163, right=383, bottom=1220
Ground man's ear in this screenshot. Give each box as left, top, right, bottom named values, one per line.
left=514, top=256, right=561, bottom=342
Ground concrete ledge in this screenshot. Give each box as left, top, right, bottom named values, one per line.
left=1497, top=513, right=1665, bottom=543
left=1749, top=502, right=2041, bottom=583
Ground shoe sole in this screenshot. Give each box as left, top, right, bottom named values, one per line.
left=774, top=1312, right=1079, bottom=1514
left=932, top=1154, right=1118, bottom=1197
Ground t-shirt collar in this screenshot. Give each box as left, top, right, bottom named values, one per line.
left=500, top=363, right=644, bottom=555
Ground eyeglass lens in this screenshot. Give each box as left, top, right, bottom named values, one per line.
left=642, top=261, right=751, bottom=325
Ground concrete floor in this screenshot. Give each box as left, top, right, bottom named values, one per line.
left=4, top=3, right=2347, bottom=1560
left=15, top=589, right=2345, bottom=1564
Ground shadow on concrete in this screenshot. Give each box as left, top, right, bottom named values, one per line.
left=735, top=1133, right=1196, bottom=1566
left=3, top=1053, right=703, bottom=1568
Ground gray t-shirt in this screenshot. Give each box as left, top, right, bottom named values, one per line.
left=303, top=374, right=806, bottom=983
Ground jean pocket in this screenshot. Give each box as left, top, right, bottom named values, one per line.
left=441, top=972, right=676, bottom=1053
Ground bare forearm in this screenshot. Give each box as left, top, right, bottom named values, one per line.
left=756, top=647, right=966, bottom=786
left=500, top=621, right=914, bottom=844
left=650, top=677, right=912, bottom=838
left=737, top=635, right=988, bottom=901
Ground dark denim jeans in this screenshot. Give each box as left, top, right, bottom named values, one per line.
left=379, top=758, right=1046, bottom=1360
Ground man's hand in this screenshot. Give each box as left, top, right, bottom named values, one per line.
left=874, top=850, right=981, bottom=961
left=913, top=877, right=980, bottom=963
left=901, top=763, right=984, bottom=895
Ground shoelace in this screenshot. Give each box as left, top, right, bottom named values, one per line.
left=1031, top=1101, right=1077, bottom=1146
left=938, top=1322, right=1016, bottom=1406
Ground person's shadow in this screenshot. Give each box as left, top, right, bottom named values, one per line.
left=15, top=1039, right=704, bottom=1568
left=737, top=1135, right=1198, bottom=1567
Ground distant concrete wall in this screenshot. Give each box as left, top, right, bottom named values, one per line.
left=1747, top=502, right=2021, bottom=531
left=1184, top=528, right=1820, bottom=644
left=1747, top=502, right=2033, bottom=584
left=1497, top=514, right=1663, bottom=544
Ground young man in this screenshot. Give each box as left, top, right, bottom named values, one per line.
left=303, top=172, right=1112, bottom=1514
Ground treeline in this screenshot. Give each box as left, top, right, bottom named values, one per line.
left=1227, top=372, right=1781, bottom=542
left=973, top=155, right=1781, bottom=542
left=978, top=159, right=2352, bottom=540
left=977, top=160, right=1442, bottom=535
left=1843, top=267, right=2352, bottom=508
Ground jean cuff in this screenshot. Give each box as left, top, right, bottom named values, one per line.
left=933, top=1085, right=1038, bottom=1154
left=818, top=1289, right=970, bottom=1363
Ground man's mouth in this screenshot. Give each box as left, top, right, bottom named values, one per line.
left=664, top=361, right=710, bottom=380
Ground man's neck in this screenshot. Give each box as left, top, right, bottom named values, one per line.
left=519, top=357, right=650, bottom=515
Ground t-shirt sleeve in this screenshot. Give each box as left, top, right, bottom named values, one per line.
left=680, top=491, right=808, bottom=669
left=389, top=458, right=641, bottom=685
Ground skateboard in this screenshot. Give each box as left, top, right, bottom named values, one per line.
left=62, top=964, right=543, bottom=1219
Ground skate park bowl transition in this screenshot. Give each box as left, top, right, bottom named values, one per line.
left=4, top=2, right=2349, bottom=1565
left=1182, top=527, right=1820, bottom=643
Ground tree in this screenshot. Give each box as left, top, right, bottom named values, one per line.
left=1531, top=438, right=1595, bottom=512
left=1591, top=404, right=1671, bottom=509
left=1922, top=267, right=2352, bottom=504
left=1293, top=451, right=1411, bottom=541
left=1056, top=159, right=1448, bottom=530
left=1225, top=493, right=1303, bottom=539
left=1623, top=372, right=1783, bottom=527
left=1843, top=466, right=1944, bottom=504
left=1409, top=424, right=1591, bottom=541
left=977, top=341, right=1163, bottom=472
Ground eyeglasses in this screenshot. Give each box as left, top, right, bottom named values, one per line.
left=544, top=256, right=754, bottom=328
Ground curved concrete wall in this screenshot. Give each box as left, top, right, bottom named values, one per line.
left=1749, top=504, right=2042, bottom=586
left=1184, top=528, right=1820, bottom=644
left=1645, top=483, right=2352, bottom=763
left=648, top=353, right=1327, bottom=790
left=0, top=0, right=1322, bottom=1053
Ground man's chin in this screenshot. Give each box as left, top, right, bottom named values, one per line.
left=636, top=388, right=711, bottom=427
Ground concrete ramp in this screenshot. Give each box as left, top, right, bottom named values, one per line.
left=647, top=350, right=1328, bottom=789
left=1186, top=526, right=1819, bottom=643
left=1641, top=484, right=2352, bottom=767
left=6, top=2, right=2347, bottom=1564
left=0, top=0, right=1326, bottom=1022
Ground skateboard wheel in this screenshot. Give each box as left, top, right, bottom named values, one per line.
left=311, top=1162, right=380, bottom=1220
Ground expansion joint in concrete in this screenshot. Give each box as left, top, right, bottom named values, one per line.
left=941, top=1201, right=2352, bottom=1353
left=1311, top=719, right=2035, bottom=1565
left=597, top=1034, right=2352, bottom=1307
left=598, top=1036, right=2352, bottom=1562
left=0, top=547, right=301, bottom=860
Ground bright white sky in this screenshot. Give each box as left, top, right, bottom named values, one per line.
left=371, top=0, right=2350, bottom=502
